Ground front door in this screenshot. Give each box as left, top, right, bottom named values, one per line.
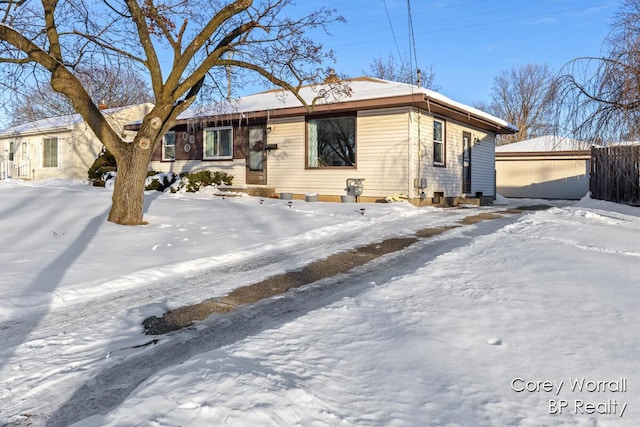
left=462, top=131, right=472, bottom=194
left=246, top=126, right=267, bottom=185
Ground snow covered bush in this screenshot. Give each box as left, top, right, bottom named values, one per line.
left=103, top=171, right=117, bottom=188
left=101, top=170, right=234, bottom=193
left=145, top=172, right=177, bottom=192
left=170, top=170, right=234, bottom=193
left=88, top=149, right=117, bottom=186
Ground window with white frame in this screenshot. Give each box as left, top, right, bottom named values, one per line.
left=307, top=115, right=356, bottom=168
left=203, top=127, right=233, bottom=160
left=162, top=132, right=176, bottom=161
left=42, top=137, right=58, bottom=168
left=433, top=119, right=445, bottom=166
left=8, top=141, right=14, bottom=161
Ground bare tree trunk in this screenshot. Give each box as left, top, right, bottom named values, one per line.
left=108, top=144, right=152, bottom=225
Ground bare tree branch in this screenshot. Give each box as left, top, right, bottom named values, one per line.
left=556, top=0, right=640, bottom=143
left=0, top=0, right=345, bottom=225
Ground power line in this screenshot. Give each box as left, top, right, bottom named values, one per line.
left=407, top=0, right=420, bottom=86
left=334, top=2, right=612, bottom=50
left=382, top=0, right=405, bottom=66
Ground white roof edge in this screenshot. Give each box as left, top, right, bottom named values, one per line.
left=496, top=135, right=591, bottom=152
left=0, top=103, right=153, bottom=138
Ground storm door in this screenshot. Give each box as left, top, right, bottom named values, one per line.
left=462, top=131, right=472, bottom=194
left=246, top=126, right=267, bottom=185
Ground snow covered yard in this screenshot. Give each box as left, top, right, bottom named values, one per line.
left=1, top=180, right=639, bottom=426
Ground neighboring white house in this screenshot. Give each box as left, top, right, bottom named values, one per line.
left=496, top=135, right=592, bottom=200
left=142, top=77, right=517, bottom=205
left=0, top=104, right=153, bottom=181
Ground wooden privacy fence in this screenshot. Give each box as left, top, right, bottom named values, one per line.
left=590, top=145, right=640, bottom=206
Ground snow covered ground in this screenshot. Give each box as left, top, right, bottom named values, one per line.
left=1, top=180, right=639, bottom=426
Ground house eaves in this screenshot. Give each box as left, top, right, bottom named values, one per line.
left=127, top=78, right=517, bottom=135
left=174, top=93, right=518, bottom=135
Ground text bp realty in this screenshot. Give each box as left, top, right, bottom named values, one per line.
left=512, top=377, right=628, bottom=417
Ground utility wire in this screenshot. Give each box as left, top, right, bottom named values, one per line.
left=382, top=0, right=405, bottom=66
left=407, top=0, right=420, bottom=86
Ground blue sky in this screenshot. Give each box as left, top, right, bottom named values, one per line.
left=0, top=1, right=619, bottom=128
left=305, top=0, right=619, bottom=106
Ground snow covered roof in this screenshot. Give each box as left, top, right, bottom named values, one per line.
left=495, top=135, right=591, bottom=152
left=0, top=114, right=78, bottom=138
left=0, top=104, right=150, bottom=138
left=179, top=77, right=518, bottom=134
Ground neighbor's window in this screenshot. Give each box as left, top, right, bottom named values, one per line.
left=162, top=132, right=176, bottom=161
left=308, top=115, right=356, bottom=167
left=203, top=127, right=233, bottom=160
left=433, top=119, right=445, bottom=166
left=42, top=137, right=58, bottom=168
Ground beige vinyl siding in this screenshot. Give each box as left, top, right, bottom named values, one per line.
left=419, top=114, right=461, bottom=197
left=415, top=111, right=496, bottom=198
left=355, top=107, right=411, bottom=197
left=268, top=108, right=412, bottom=197
left=263, top=116, right=306, bottom=192
left=496, top=156, right=590, bottom=199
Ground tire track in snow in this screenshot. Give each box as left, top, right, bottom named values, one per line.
left=39, top=213, right=525, bottom=427
left=0, top=207, right=477, bottom=426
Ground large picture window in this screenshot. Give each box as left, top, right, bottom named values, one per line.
left=162, top=132, right=176, bottom=161
left=308, top=116, right=356, bottom=168
left=433, top=119, right=445, bottom=166
left=42, top=137, right=58, bottom=168
left=203, top=127, right=233, bottom=160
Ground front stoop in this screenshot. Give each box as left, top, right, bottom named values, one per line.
left=219, top=186, right=276, bottom=198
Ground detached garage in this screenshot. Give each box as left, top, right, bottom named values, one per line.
left=496, top=135, right=591, bottom=200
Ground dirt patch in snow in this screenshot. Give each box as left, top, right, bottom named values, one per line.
left=142, top=205, right=550, bottom=335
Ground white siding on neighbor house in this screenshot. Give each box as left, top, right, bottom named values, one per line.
left=2, top=131, right=74, bottom=180
left=1, top=137, right=34, bottom=179
left=0, top=104, right=152, bottom=181
left=72, top=105, right=151, bottom=181
left=496, top=156, right=590, bottom=199
left=69, top=126, right=105, bottom=180
left=34, top=133, right=72, bottom=180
